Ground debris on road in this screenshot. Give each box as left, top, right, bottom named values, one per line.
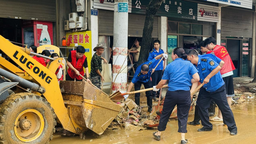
left=109, top=98, right=160, bottom=131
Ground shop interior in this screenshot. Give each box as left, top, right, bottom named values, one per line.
left=0, top=18, right=22, bottom=44
left=222, top=38, right=251, bottom=77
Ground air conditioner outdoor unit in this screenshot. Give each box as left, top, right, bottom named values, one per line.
left=64, top=20, right=69, bottom=31
left=76, top=16, right=84, bottom=28
left=69, top=22, right=76, bottom=29
left=69, top=12, right=78, bottom=22
left=76, top=0, right=84, bottom=12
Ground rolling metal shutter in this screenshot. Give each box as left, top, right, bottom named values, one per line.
left=99, top=10, right=158, bottom=37
left=221, top=7, right=253, bottom=38
left=0, top=0, right=56, bottom=22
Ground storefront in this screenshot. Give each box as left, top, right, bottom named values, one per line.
left=65, top=31, right=93, bottom=72
left=131, top=0, right=201, bottom=63
left=93, top=0, right=159, bottom=62
left=0, top=0, right=56, bottom=47
left=168, top=3, right=219, bottom=55
left=91, top=0, right=254, bottom=77
left=221, top=7, right=253, bottom=77
left=204, top=0, right=253, bottom=77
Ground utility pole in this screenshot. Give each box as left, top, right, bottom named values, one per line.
left=112, top=0, right=128, bottom=93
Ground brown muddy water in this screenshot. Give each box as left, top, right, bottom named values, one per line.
left=51, top=97, right=256, bottom=144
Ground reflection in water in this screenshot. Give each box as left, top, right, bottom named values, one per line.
left=51, top=98, right=256, bottom=144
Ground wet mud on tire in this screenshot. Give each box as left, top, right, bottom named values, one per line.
left=0, top=93, right=56, bottom=144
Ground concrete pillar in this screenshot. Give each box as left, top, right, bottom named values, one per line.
left=112, top=0, right=128, bottom=93
left=88, top=0, right=99, bottom=56
left=90, top=10, right=99, bottom=56
left=216, top=6, right=221, bottom=45
left=251, top=7, right=256, bottom=77
left=160, top=16, right=167, bottom=53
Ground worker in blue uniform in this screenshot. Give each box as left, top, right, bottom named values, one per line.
left=152, top=47, right=200, bottom=144
left=188, top=52, right=224, bottom=126
left=186, top=49, right=237, bottom=135
left=126, top=53, right=168, bottom=112
left=147, top=40, right=165, bottom=100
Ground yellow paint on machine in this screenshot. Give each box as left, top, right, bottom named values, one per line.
left=0, top=35, right=78, bottom=133
left=37, top=45, right=60, bottom=55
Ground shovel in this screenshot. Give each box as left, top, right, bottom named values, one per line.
left=190, top=83, right=204, bottom=106
left=110, top=85, right=168, bottom=101
left=77, top=73, right=104, bottom=91
left=151, top=57, right=164, bottom=75
left=110, top=56, right=165, bottom=99
left=146, top=83, right=204, bottom=128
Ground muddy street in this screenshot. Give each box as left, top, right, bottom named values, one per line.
left=51, top=95, right=256, bottom=144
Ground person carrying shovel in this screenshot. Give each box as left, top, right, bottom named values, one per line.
left=152, top=47, right=199, bottom=144
left=66, top=46, right=91, bottom=83
left=148, top=40, right=165, bottom=101
left=126, top=53, right=168, bottom=113
left=186, top=49, right=237, bottom=136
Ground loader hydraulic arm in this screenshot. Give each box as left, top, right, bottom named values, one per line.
left=0, top=35, right=79, bottom=133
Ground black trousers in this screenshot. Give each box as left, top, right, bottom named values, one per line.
left=152, top=70, right=163, bottom=98
left=193, top=101, right=215, bottom=122
left=197, top=85, right=237, bottom=132
left=134, top=80, right=153, bottom=109
left=158, top=90, right=191, bottom=133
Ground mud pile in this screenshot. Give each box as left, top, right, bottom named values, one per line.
left=108, top=98, right=159, bottom=131
left=233, top=89, right=255, bottom=105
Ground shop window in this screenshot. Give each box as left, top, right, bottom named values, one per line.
left=168, top=21, right=178, bottom=33
left=192, top=24, right=202, bottom=35
left=179, top=23, right=191, bottom=34
left=183, top=36, right=202, bottom=52
left=203, top=24, right=213, bottom=36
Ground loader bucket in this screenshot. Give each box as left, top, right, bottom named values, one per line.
left=60, top=81, right=122, bottom=135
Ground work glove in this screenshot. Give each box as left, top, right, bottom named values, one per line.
left=153, top=86, right=159, bottom=92
left=123, top=94, right=129, bottom=100
left=163, top=53, right=168, bottom=59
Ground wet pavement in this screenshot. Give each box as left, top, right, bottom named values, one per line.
left=51, top=97, right=256, bottom=144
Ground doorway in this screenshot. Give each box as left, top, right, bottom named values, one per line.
left=227, top=40, right=240, bottom=77
left=0, top=18, right=22, bottom=43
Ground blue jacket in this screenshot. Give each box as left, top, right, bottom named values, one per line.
left=132, top=59, right=157, bottom=83
left=196, top=57, right=224, bottom=92
left=147, top=49, right=164, bottom=71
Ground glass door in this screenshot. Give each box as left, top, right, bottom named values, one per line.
left=241, top=40, right=250, bottom=76
left=227, top=39, right=240, bottom=77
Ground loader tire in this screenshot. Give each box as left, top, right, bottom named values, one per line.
left=0, top=93, right=56, bottom=144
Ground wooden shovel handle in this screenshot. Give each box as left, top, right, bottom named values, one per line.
left=78, top=73, right=101, bottom=90
left=153, top=57, right=164, bottom=71
left=123, top=84, right=168, bottom=95
left=191, top=83, right=204, bottom=96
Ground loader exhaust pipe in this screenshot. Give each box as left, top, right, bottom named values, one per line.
left=0, top=68, right=45, bottom=93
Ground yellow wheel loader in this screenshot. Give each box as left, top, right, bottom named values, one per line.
left=0, top=35, right=121, bottom=144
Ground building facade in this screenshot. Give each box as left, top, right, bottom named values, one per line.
left=0, top=0, right=254, bottom=77
left=86, top=0, right=254, bottom=77
left=0, top=0, right=56, bottom=47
